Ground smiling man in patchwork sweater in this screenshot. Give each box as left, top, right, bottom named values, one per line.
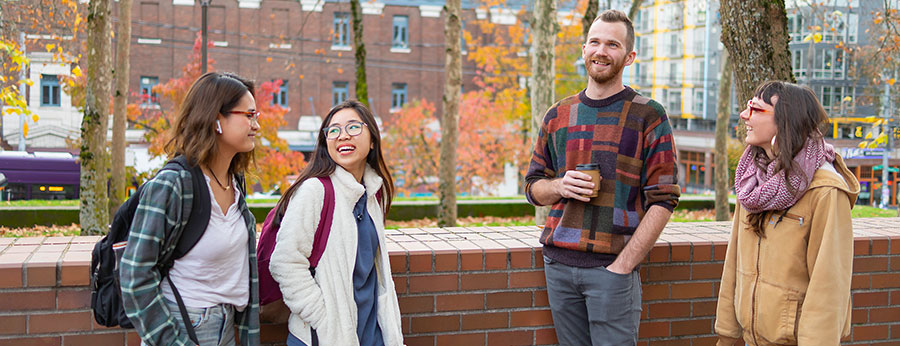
left=525, top=9, right=680, bottom=346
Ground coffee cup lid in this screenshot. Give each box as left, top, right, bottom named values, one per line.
left=576, top=163, right=600, bottom=170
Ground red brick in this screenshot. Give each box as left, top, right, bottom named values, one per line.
left=851, top=324, right=889, bottom=341
left=851, top=308, right=868, bottom=324
left=64, top=333, right=126, bottom=346
left=854, top=257, right=889, bottom=272
left=642, top=283, right=669, bottom=301
left=461, top=312, right=508, bottom=330
left=409, top=252, right=433, bottom=273
left=25, top=252, right=60, bottom=287
left=648, top=302, right=690, bottom=319
left=0, top=266, right=22, bottom=288
left=534, top=249, right=544, bottom=268
left=535, top=327, right=557, bottom=345
left=872, top=237, right=890, bottom=255
left=409, top=274, right=457, bottom=293
left=892, top=236, right=900, bottom=254
left=398, top=296, right=433, bottom=314
left=486, top=291, right=532, bottom=309
left=691, top=263, right=724, bottom=280
left=460, top=273, right=507, bottom=291
left=891, top=256, right=900, bottom=272
left=713, top=243, right=729, bottom=261
left=434, top=251, right=458, bottom=272
left=851, top=273, right=871, bottom=289
left=670, top=318, right=712, bottom=336
left=509, top=270, right=546, bottom=288
left=510, top=309, right=553, bottom=327
left=692, top=300, right=718, bottom=317
left=57, top=289, right=91, bottom=310
left=487, top=330, right=532, bottom=345
left=126, top=332, right=141, bottom=346
left=59, top=250, right=90, bottom=286
left=405, top=336, right=434, bottom=346
left=393, top=276, right=407, bottom=294
left=868, top=306, right=900, bottom=323
left=671, top=243, right=691, bottom=261
left=871, top=273, right=900, bottom=288
left=389, top=253, right=407, bottom=273
left=646, top=264, right=690, bottom=282
left=460, top=251, right=484, bottom=271
left=671, top=282, right=715, bottom=299
left=436, top=293, right=483, bottom=312
left=0, top=315, right=26, bottom=335
left=28, top=311, right=92, bottom=334
left=638, top=321, right=669, bottom=338
left=647, top=245, right=669, bottom=263
left=650, top=339, right=690, bottom=346
left=436, top=332, right=484, bottom=346
left=693, top=243, right=713, bottom=262
left=411, top=315, right=460, bottom=333
left=892, top=290, right=900, bottom=305
left=0, top=337, right=60, bottom=346
left=854, top=239, right=871, bottom=256
left=484, top=249, right=507, bottom=270
left=0, top=290, right=56, bottom=311
left=509, top=249, right=532, bottom=269
left=854, top=291, right=890, bottom=307
left=534, top=290, right=549, bottom=307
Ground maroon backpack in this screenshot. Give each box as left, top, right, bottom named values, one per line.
left=256, top=176, right=382, bottom=323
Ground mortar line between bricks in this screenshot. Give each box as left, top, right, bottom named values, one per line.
left=0, top=329, right=129, bottom=339
left=399, top=268, right=546, bottom=276
left=0, top=287, right=55, bottom=293
left=404, top=326, right=556, bottom=336
left=0, top=309, right=92, bottom=316
left=402, top=306, right=551, bottom=316
left=401, top=288, right=544, bottom=295
left=21, top=250, right=35, bottom=289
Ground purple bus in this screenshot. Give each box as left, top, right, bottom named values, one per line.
left=0, top=151, right=80, bottom=200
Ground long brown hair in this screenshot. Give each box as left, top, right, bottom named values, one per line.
left=745, top=81, right=829, bottom=236
left=275, top=100, right=394, bottom=217
left=166, top=72, right=256, bottom=175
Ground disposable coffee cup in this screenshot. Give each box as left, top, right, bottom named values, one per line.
left=575, top=163, right=601, bottom=198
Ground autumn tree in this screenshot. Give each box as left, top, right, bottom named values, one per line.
left=110, top=0, right=133, bottom=214
left=719, top=0, right=795, bottom=141
left=714, top=50, right=732, bottom=221
left=80, top=0, right=113, bottom=235
left=130, top=35, right=305, bottom=193
left=531, top=0, right=558, bottom=224
left=439, top=0, right=462, bottom=227
left=350, top=0, right=369, bottom=107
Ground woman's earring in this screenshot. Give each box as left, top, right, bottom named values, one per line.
left=216, top=120, right=223, bottom=134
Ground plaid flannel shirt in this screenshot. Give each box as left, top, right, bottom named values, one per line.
left=119, top=169, right=260, bottom=346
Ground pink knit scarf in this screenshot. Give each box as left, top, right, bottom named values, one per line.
left=734, top=137, right=836, bottom=214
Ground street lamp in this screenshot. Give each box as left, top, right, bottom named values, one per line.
left=201, top=0, right=210, bottom=74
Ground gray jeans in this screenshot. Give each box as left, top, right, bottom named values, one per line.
left=543, top=256, right=642, bottom=346
left=142, top=299, right=236, bottom=346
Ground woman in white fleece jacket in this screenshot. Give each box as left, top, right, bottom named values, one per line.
left=269, top=100, right=404, bottom=346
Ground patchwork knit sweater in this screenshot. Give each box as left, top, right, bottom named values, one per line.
left=525, top=87, right=681, bottom=267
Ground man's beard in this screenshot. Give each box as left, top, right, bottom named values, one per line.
left=586, top=55, right=625, bottom=85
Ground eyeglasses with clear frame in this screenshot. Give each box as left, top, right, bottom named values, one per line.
left=323, top=121, right=368, bottom=140
left=228, top=110, right=260, bottom=123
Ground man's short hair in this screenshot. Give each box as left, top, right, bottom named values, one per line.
left=592, top=9, right=635, bottom=53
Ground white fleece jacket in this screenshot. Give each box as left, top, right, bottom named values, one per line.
left=269, top=165, right=404, bottom=346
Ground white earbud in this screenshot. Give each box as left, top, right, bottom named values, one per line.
left=216, top=120, right=223, bottom=134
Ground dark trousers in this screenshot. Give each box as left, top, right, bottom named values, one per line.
left=543, top=256, right=642, bottom=346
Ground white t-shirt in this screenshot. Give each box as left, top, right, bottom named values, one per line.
left=161, top=175, right=250, bottom=309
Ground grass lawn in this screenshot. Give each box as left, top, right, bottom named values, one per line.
left=1, top=200, right=80, bottom=207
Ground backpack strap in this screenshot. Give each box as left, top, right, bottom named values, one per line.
left=309, top=176, right=336, bottom=272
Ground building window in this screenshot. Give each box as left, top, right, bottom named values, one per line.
left=791, top=49, right=805, bottom=79
left=693, top=89, right=704, bottom=115
left=821, top=86, right=854, bottom=114
left=787, top=13, right=805, bottom=42
left=333, top=12, right=350, bottom=48
left=273, top=80, right=288, bottom=108
left=668, top=62, right=680, bottom=85
left=814, top=48, right=844, bottom=79
left=140, top=76, right=159, bottom=105
left=667, top=32, right=682, bottom=57
left=391, top=83, right=407, bottom=110
left=332, top=81, right=348, bottom=106
left=392, top=15, right=409, bottom=49
left=461, top=20, right=467, bottom=54
left=638, top=34, right=652, bottom=58
left=666, top=89, right=682, bottom=115
left=40, top=74, right=60, bottom=107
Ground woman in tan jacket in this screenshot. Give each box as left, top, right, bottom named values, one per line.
left=715, top=81, right=860, bottom=346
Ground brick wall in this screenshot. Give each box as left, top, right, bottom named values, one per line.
left=1, top=219, right=899, bottom=345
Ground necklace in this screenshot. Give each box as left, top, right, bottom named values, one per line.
left=209, top=168, right=232, bottom=190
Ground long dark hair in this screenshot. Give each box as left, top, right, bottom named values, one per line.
left=275, top=100, right=394, bottom=217
left=166, top=72, right=256, bottom=175
left=745, top=81, right=829, bottom=236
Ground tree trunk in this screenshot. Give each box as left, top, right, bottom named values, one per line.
left=715, top=50, right=732, bottom=221
left=719, top=0, right=795, bottom=141
left=110, top=0, right=132, bottom=217
left=438, top=0, right=461, bottom=227
left=581, top=0, right=598, bottom=42
left=628, top=0, right=645, bottom=20
left=531, top=0, right=558, bottom=226
left=81, top=0, right=113, bottom=235
left=350, top=0, right=368, bottom=106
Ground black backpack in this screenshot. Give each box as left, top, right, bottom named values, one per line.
left=90, top=156, right=222, bottom=344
